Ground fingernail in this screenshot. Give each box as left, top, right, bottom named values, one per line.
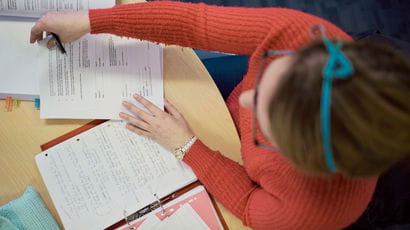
left=122, top=101, right=130, bottom=106
left=134, top=94, right=140, bottom=98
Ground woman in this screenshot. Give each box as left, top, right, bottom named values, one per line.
left=30, top=2, right=410, bottom=229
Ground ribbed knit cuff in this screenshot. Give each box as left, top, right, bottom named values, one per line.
left=183, top=139, right=218, bottom=171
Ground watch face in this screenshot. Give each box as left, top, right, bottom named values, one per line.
left=174, top=149, right=184, bottom=160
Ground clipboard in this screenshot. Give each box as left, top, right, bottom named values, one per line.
left=39, top=119, right=228, bottom=230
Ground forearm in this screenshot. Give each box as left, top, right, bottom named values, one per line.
left=89, top=1, right=266, bottom=55
left=88, top=1, right=280, bottom=55
left=183, top=140, right=294, bottom=228
left=184, top=140, right=258, bottom=220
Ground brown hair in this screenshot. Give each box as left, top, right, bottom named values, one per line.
left=269, top=40, right=410, bottom=177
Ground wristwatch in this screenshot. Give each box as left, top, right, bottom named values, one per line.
left=173, top=136, right=197, bottom=161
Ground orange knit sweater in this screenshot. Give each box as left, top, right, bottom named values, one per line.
left=89, top=2, right=378, bottom=229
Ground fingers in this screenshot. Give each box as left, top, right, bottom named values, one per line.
left=30, top=12, right=58, bottom=43
left=125, top=123, right=153, bottom=138
left=122, top=100, right=154, bottom=122
left=119, top=112, right=151, bottom=131
left=132, top=94, right=163, bottom=116
left=164, top=99, right=181, bottom=117
left=30, top=21, right=45, bottom=43
left=47, top=38, right=56, bottom=49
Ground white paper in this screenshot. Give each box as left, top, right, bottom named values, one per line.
left=39, top=34, right=164, bottom=119
left=0, top=20, right=47, bottom=100
left=136, top=213, right=162, bottom=230
left=120, top=186, right=223, bottom=230
left=0, top=0, right=115, bottom=101
left=0, top=0, right=114, bottom=18
left=137, top=204, right=210, bottom=230
left=35, top=120, right=197, bottom=230
left=154, top=204, right=210, bottom=230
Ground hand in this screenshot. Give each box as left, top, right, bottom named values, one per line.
left=120, top=94, right=195, bottom=152
left=30, top=11, right=90, bottom=47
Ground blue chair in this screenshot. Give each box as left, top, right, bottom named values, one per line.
left=194, top=49, right=249, bottom=100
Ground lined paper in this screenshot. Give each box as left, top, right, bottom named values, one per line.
left=35, top=120, right=197, bottom=230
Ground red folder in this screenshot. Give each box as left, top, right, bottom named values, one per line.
left=40, top=119, right=107, bottom=151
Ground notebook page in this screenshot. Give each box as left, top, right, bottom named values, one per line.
left=0, top=0, right=114, bottom=18
left=35, top=120, right=197, bottom=230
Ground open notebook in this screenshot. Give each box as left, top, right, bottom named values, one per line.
left=35, top=120, right=225, bottom=230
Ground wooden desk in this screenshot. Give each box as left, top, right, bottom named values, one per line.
left=0, top=45, right=249, bottom=229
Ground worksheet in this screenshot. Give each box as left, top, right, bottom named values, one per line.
left=39, top=34, right=163, bottom=119
left=0, top=0, right=114, bottom=18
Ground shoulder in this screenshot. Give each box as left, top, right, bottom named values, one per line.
left=256, top=8, right=351, bottom=51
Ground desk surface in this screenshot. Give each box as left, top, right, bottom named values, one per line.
left=0, top=45, right=249, bottom=230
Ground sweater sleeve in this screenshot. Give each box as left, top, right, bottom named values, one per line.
left=184, top=140, right=378, bottom=229
left=183, top=140, right=285, bottom=228
left=88, top=1, right=349, bottom=56
left=89, top=1, right=268, bottom=55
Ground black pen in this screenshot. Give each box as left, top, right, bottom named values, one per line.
left=51, top=32, right=66, bottom=55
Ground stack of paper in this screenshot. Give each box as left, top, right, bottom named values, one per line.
left=0, top=0, right=114, bottom=18
left=2, top=0, right=164, bottom=121
left=0, top=0, right=116, bottom=101
left=0, top=19, right=45, bottom=100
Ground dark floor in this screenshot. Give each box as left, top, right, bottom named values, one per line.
left=173, top=0, right=410, bottom=43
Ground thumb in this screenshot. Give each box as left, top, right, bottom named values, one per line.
left=47, top=38, right=57, bottom=49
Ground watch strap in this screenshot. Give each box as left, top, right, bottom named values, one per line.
left=173, top=136, right=197, bottom=160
